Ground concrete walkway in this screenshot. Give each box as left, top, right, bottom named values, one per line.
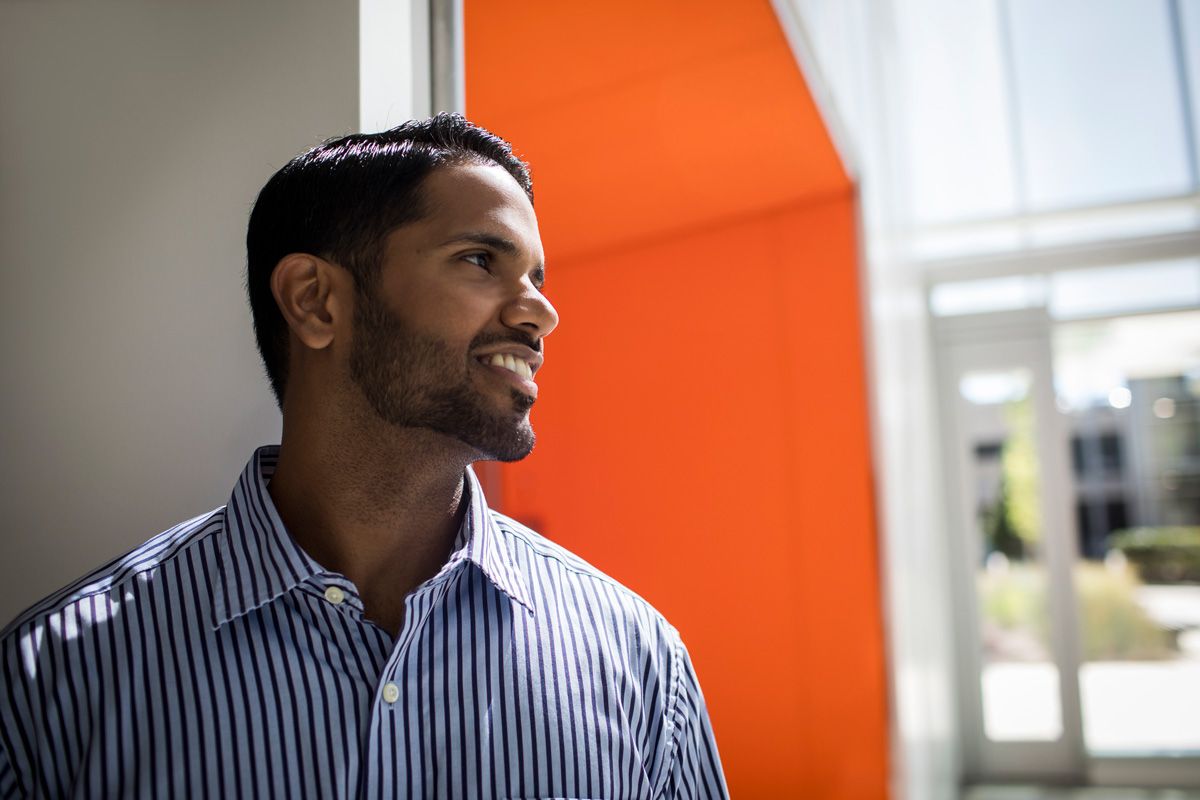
left=983, top=660, right=1200, bottom=752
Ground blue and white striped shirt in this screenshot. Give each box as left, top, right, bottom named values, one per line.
left=0, top=446, right=726, bottom=799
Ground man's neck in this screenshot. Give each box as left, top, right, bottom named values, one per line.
left=267, top=413, right=476, bottom=637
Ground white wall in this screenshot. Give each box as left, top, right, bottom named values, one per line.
left=0, top=0, right=359, bottom=625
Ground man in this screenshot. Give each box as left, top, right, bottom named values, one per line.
left=0, top=114, right=727, bottom=799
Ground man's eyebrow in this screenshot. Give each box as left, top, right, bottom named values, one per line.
left=439, top=232, right=519, bottom=254
left=441, top=232, right=546, bottom=288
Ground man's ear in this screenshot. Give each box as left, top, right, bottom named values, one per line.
left=270, top=253, right=348, bottom=351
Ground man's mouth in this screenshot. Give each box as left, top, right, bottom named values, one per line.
left=478, top=352, right=534, bottom=380
left=471, top=342, right=543, bottom=399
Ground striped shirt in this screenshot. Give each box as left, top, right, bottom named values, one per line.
left=0, top=446, right=727, bottom=799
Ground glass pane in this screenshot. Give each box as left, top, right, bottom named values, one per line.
left=931, top=275, right=1046, bottom=317
left=1007, top=0, right=1192, bottom=210
left=1054, top=310, right=1200, bottom=755
left=896, top=0, right=1017, bottom=225
left=1049, top=259, right=1200, bottom=320
left=959, top=367, right=1064, bottom=741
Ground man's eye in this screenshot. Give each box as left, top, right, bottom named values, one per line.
left=464, top=253, right=490, bottom=270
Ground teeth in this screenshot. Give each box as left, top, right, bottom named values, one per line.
left=483, top=353, right=533, bottom=380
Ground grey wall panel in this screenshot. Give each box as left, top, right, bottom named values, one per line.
left=0, top=0, right=358, bottom=624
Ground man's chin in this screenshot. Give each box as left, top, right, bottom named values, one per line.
left=429, top=403, right=536, bottom=462
left=475, top=422, right=536, bottom=463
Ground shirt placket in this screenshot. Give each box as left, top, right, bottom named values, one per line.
left=298, top=574, right=380, bottom=798
left=358, top=573, right=454, bottom=799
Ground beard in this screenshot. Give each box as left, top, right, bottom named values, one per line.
left=347, top=286, right=537, bottom=462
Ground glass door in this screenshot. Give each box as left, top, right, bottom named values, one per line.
left=938, top=308, right=1086, bottom=782
left=1055, top=308, right=1200, bottom=786
left=938, top=305, right=1200, bottom=785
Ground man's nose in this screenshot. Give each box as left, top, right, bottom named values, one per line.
left=502, top=285, right=559, bottom=339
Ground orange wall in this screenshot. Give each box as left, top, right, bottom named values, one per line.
left=466, top=2, right=888, bottom=796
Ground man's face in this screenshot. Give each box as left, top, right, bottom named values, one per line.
left=347, top=162, right=558, bottom=462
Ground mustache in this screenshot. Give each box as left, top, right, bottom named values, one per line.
left=469, top=330, right=542, bottom=353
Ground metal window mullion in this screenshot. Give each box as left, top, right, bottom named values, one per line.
left=430, top=0, right=464, bottom=114
left=1167, top=0, right=1200, bottom=191
left=995, top=0, right=1031, bottom=242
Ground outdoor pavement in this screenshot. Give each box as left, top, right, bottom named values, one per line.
left=983, top=584, right=1200, bottom=753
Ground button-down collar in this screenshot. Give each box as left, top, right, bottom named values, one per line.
left=210, top=446, right=534, bottom=630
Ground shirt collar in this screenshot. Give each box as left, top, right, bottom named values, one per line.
left=210, top=446, right=534, bottom=630
left=454, top=465, right=535, bottom=614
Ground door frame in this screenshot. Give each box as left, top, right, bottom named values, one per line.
left=934, top=304, right=1200, bottom=788
left=934, top=307, right=1088, bottom=783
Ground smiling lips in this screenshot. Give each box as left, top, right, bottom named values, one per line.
left=474, top=348, right=542, bottom=400
left=480, top=352, right=534, bottom=380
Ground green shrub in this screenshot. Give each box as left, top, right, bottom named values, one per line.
left=1074, top=563, right=1174, bottom=661
left=979, top=564, right=1049, bottom=639
left=977, top=562, right=1175, bottom=661
left=1110, top=526, right=1200, bottom=584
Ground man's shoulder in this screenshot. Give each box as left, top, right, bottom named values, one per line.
left=487, top=510, right=683, bottom=641
left=1, top=506, right=226, bottom=643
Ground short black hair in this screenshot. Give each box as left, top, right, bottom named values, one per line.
left=246, top=112, right=533, bottom=408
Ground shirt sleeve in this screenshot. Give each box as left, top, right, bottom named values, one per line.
left=0, top=739, right=19, bottom=800
left=0, top=624, right=33, bottom=800
left=660, top=637, right=729, bottom=800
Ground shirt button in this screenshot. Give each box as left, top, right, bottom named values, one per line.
left=382, top=682, right=400, bottom=704
left=324, top=586, right=345, bottom=605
